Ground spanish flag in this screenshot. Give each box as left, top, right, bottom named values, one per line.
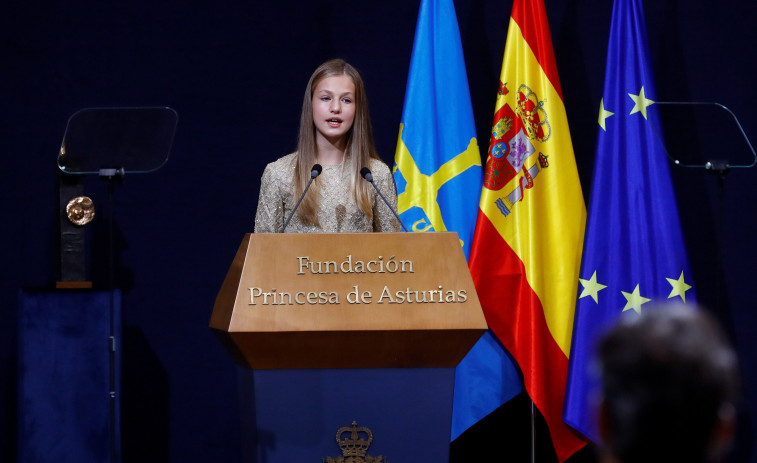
left=468, top=0, right=587, bottom=460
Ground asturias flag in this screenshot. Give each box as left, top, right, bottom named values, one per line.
left=563, top=0, right=696, bottom=443
left=392, top=0, right=522, bottom=441
left=468, top=0, right=587, bottom=460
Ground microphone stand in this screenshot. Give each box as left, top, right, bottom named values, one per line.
left=360, top=167, right=408, bottom=232
left=281, top=164, right=322, bottom=232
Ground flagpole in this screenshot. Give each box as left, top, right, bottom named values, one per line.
left=530, top=400, right=536, bottom=463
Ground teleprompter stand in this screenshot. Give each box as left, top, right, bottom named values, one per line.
left=38, top=107, right=178, bottom=463
left=653, top=102, right=756, bottom=312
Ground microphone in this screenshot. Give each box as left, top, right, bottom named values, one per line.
left=360, top=167, right=408, bottom=232
left=281, top=164, right=322, bottom=232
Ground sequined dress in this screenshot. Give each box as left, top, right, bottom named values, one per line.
left=254, top=153, right=400, bottom=233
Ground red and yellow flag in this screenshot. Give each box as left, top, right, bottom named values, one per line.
left=469, top=0, right=587, bottom=460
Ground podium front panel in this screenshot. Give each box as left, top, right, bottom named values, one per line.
left=211, top=232, right=487, bottom=369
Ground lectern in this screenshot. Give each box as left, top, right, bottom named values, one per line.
left=210, top=232, right=486, bottom=462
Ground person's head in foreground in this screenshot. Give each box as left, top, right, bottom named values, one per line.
left=597, top=304, right=740, bottom=463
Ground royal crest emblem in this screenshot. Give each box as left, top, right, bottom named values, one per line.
left=485, top=104, right=519, bottom=190
left=324, top=422, right=385, bottom=463
left=484, top=83, right=553, bottom=198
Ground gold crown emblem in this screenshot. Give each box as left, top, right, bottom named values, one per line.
left=515, top=84, right=551, bottom=143
left=325, top=422, right=384, bottom=463
left=337, top=422, right=372, bottom=457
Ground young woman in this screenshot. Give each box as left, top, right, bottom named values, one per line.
left=254, top=59, right=400, bottom=233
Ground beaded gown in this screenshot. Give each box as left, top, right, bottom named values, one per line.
left=254, top=153, right=400, bottom=233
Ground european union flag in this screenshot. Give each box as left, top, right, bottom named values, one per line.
left=563, top=0, right=695, bottom=442
left=393, top=0, right=521, bottom=440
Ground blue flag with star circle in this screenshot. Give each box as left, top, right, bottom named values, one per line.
left=562, top=0, right=695, bottom=442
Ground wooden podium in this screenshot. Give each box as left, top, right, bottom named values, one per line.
left=210, top=232, right=486, bottom=462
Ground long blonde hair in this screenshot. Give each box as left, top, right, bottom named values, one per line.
left=294, top=59, right=379, bottom=226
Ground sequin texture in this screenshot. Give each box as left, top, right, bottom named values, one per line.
left=254, top=153, right=400, bottom=233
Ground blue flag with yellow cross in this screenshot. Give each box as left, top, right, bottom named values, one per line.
left=563, top=0, right=696, bottom=442
left=393, top=0, right=522, bottom=440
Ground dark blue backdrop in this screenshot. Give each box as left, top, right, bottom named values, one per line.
left=2, top=1, right=756, bottom=462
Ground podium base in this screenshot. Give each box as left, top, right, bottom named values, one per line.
left=239, top=367, right=455, bottom=462
left=18, top=290, right=121, bottom=463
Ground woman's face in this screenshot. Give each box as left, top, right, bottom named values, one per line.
left=311, top=74, right=356, bottom=146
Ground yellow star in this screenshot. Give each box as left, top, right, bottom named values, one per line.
left=628, top=87, right=655, bottom=119
left=579, top=270, right=607, bottom=303
left=598, top=98, right=614, bottom=131
left=621, top=284, right=652, bottom=314
left=666, top=271, right=693, bottom=302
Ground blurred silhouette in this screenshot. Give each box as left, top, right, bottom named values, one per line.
left=597, top=305, right=740, bottom=463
